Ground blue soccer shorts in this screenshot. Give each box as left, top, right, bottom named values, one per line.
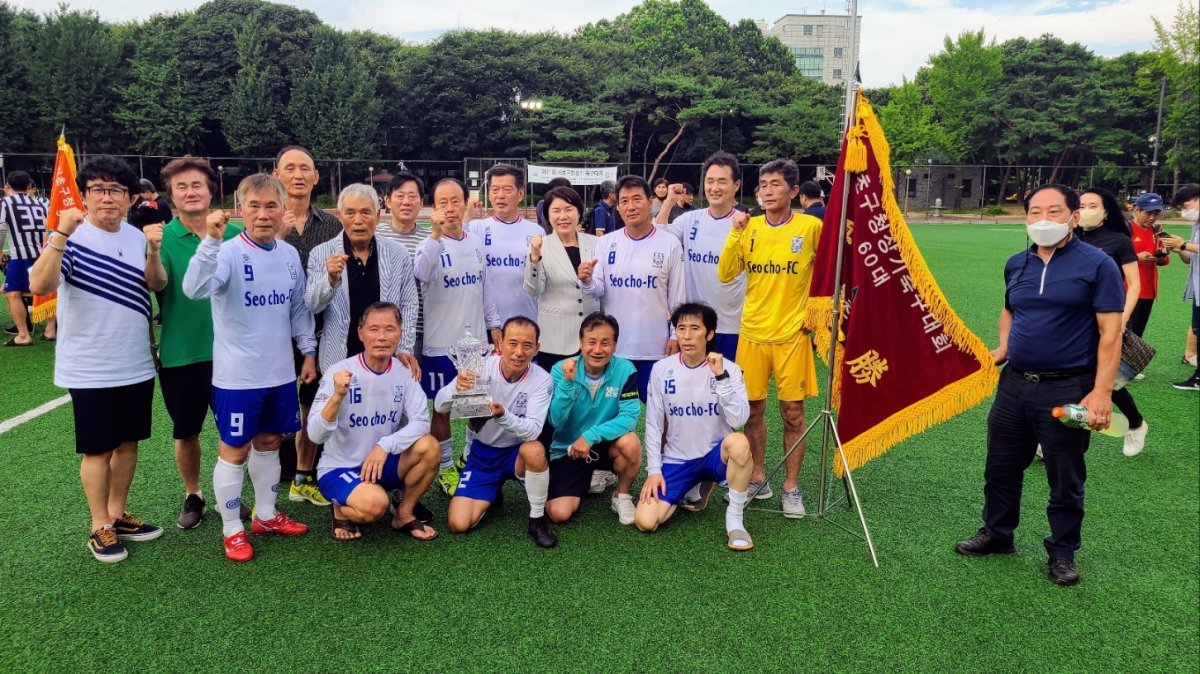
left=454, top=439, right=521, bottom=504
left=212, top=382, right=301, bottom=446
left=317, top=452, right=405, bottom=506
left=659, top=442, right=728, bottom=505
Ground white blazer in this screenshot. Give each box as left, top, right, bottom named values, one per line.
left=523, top=231, right=600, bottom=355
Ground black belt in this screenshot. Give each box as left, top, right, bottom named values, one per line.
left=1007, top=365, right=1093, bottom=383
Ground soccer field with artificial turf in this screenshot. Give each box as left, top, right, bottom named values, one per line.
left=1, top=223, right=1197, bottom=672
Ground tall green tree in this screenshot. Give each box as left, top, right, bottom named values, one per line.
left=920, top=30, right=1002, bottom=162
left=115, top=22, right=204, bottom=155
left=289, top=27, right=383, bottom=160
left=1153, top=0, right=1200, bottom=188
left=221, top=25, right=288, bottom=159
left=0, top=5, right=39, bottom=152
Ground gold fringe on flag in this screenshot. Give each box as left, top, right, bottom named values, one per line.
left=30, top=298, right=57, bottom=323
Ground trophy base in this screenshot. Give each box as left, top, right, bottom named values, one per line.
left=450, top=391, right=493, bottom=420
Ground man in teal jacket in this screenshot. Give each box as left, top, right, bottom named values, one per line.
left=543, top=313, right=642, bottom=526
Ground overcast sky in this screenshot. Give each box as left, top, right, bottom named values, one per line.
left=10, top=0, right=1168, bottom=86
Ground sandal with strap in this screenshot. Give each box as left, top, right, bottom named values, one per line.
left=392, top=517, right=439, bottom=541
left=330, top=512, right=361, bottom=541
left=726, top=528, right=754, bottom=552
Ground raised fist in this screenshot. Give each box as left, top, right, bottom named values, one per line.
left=706, top=352, right=725, bottom=376
left=333, top=369, right=352, bottom=397
left=561, top=358, right=577, bottom=382
left=429, top=209, right=446, bottom=240
left=206, top=210, right=230, bottom=239
left=281, top=210, right=298, bottom=236
left=143, top=223, right=164, bottom=252
left=327, top=253, right=349, bottom=285
left=732, top=210, right=749, bottom=232
left=57, top=208, right=85, bottom=236
left=529, top=234, right=543, bottom=262
left=578, top=258, right=598, bottom=284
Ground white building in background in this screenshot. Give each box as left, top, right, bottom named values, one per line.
left=755, top=11, right=862, bottom=86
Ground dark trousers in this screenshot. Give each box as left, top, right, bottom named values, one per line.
left=1127, top=298, right=1155, bottom=337
left=1111, top=387, right=1143, bottom=429
left=983, top=367, right=1093, bottom=560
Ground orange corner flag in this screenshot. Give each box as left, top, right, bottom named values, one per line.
left=32, top=134, right=84, bottom=324
left=807, top=92, right=998, bottom=476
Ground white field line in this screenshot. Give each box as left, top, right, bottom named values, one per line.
left=0, top=395, right=71, bottom=435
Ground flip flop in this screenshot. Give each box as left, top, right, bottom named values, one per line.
left=4, top=338, right=33, bottom=347
left=680, top=481, right=717, bottom=513
left=392, top=517, right=439, bottom=541
left=726, top=528, right=754, bottom=552
left=330, top=513, right=361, bottom=541
left=41, top=335, right=56, bottom=342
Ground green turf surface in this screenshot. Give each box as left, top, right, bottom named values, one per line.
left=1, top=223, right=1197, bottom=672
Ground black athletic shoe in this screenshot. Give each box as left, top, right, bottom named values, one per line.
left=1048, top=557, right=1080, bottom=585
left=1172, top=376, right=1200, bottom=391
left=87, top=527, right=128, bottom=563
left=177, top=494, right=205, bottom=529
left=527, top=516, right=557, bottom=549
left=954, top=528, right=1016, bottom=556
left=3, top=325, right=17, bottom=335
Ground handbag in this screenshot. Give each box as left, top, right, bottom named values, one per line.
left=1115, top=329, right=1156, bottom=390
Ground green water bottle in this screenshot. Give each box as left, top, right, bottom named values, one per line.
left=1051, top=404, right=1129, bottom=438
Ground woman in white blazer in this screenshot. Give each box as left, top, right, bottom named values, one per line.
left=523, top=186, right=601, bottom=372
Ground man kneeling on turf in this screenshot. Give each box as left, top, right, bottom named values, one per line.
left=438, top=316, right=557, bottom=548
left=308, top=302, right=440, bottom=541
left=635, top=302, right=755, bottom=550
left=544, top=312, right=642, bottom=525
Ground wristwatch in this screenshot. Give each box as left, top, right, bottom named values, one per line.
left=714, top=371, right=730, bottom=381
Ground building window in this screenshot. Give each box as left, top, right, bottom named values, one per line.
left=790, top=47, right=824, bottom=79
left=804, top=24, right=813, bottom=35
left=833, top=69, right=842, bottom=79
left=907, top=178, right=917, bottom=198
left=835, top=47, right=844, bottom=58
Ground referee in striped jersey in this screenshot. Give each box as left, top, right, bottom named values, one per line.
left=1, top=171, right=54, bottom=345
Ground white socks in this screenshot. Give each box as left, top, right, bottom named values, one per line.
left=213, top=458, right=245, bottom=537
left=248, top=448, right=281, bottom=522
left=439, top=439, right=454, bottom=470
left=726, top=488, right=748, bottom=533
left=524, top=468, right=550, bottom=518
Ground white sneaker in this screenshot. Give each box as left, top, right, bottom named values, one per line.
left=1035, top=444, right=1043, bottom=460
left=588, top=470, right=617, bottom=494
left=782, top=488, right=805, bottom=519
left=1134, top=372, right=1146, bottom=380
left=725, top=480, right=773, bottom=502
left=1123, top=421, right=1148, bottom=457
left=611, top=493, right=635, bottom=525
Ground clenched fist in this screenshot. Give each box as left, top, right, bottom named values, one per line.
left=429, top=209, right=446, bottom=240
left=206, top=210, right=230, bottom=240
left=561, top=357, right=577, bottom=382
left=706, top=352, right=725, bottom=376
left=578, top=258, right=598, bottom=284
left=327, top=254, right=350, bottom=285
left=57, top=208, right=85, bottom=236
left=529, top=234, right=543, bottom=262
left=281, top=210, right=298, bottom=236
left=143, top=223, right=164, bottom=252
left=332, top=369, right=352, bottom=398
left=731, top=210, right=749, bottom=232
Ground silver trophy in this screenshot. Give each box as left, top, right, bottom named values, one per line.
left=447, top=327, right=492, bottom=419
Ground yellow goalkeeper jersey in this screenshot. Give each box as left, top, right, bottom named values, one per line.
left=717, top=211, right=822, bottom=343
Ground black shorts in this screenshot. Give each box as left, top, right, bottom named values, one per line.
left=159, top=361, right=213, bottom=439
left=293, top=345, right=320, bottom=407
left=69, top=378, right=154, bottom=455
left=547, top=441, right=614, bottom=500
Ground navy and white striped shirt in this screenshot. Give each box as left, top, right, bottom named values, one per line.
left=54, top=220, right=155, bottom=389
left=0, top=194, right=50, bottom=260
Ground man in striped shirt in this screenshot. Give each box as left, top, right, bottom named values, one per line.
left=28, top=156, right=166, bottom=563
left=1, top=171, right=54, bottom=345
left=378, top=172, right=431, bottom=354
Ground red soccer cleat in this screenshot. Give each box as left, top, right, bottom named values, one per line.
left=223, top=531, right=254, bottom=562
left=251, top=511, right=309, bottom=536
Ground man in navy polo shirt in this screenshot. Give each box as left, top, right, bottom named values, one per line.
left=956, top=184, right=1124, bottom=587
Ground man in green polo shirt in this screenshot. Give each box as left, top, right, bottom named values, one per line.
left=158, top=156, right=242, bottom=529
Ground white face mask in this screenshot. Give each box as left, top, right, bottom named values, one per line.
left=1078, top=209, right=1105, bottom=230
left=1027, top=219, right=1071, bottom=247
left=1182, top=207, right=1200, bottom=222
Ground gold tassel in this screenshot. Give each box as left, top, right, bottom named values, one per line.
left=844, top=125, right=867, bottom=173
left=30, top=299, right=56, bottom=324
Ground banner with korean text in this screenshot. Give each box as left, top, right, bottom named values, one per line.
left=527, top=164, right=618, bottom=186
left=807, top=92, right=998, bottom=476
left=31, top=134, right=84, bottom=323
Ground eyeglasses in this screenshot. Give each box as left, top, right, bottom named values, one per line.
left=85, top=186, right=129, bottom=198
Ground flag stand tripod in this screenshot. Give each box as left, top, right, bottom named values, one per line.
left=746, top=44, right=879, bottom=566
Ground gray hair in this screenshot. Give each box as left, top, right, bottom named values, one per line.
left=337, top=183, right=380, bottom=212
left=236, top=173, right=286, bottom=204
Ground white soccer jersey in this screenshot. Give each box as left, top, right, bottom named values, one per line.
left=413, top=232, right=500, bottom=356
left=433, top=355, right=552, bottom=448
left=468, top=216, right=542, bottom=323
left=54, top=220, right=155, bottom=388
left=581, top=227, right=685, bottom=360
left=182, top=232, right=316, bottom=390
left=643, top=355, right=750, bottom=475
left=309, top=354, right=431, bottom=479
left=666, top=209, right=746, bottom=334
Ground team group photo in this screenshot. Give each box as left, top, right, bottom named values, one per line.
left=1, top=0, right=1197, bottom=671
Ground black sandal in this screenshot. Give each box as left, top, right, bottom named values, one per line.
left=392, top=517, right=439, bottom=541
left=330, top=513, right=361, bottom=541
